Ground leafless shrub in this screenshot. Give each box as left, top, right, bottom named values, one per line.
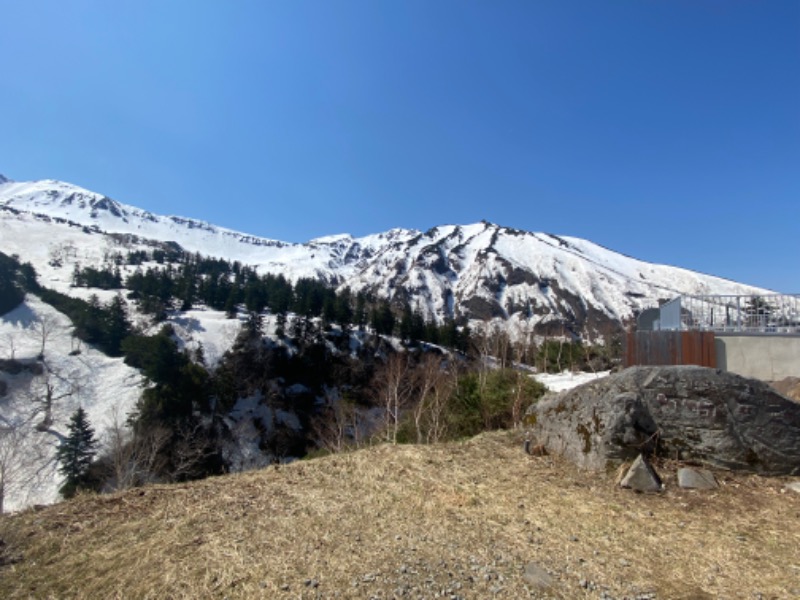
left=102, top=411, right=170, bottom=491
left=170, top=420, right=216, bottom=481
left=311, top=390, right=366, bottom=454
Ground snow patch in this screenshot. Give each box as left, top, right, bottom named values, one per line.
left=534, top=370, right=611, bottom=393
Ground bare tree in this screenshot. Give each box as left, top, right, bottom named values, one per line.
left=472, top=320, right=496, bottom=400
left=515, top=318, right=535, bottom=369
left=492, top=327, right=512, bottom=370
left=510, top=340, right=533, bottom=429
left=170, top=421, right=215, bottom=481
left=411, top=354, right=444, bottom=444
left=412, top=355, right=458, bottom=444
left=372, top=353, right=414, bottom=444
left=102, top=409, right=170, bottom=491
left=1, top=332, right=18, bottom=360
left=0, top=417, right=49, bottom=513
left=582, top=328, right=597, bottom=374
left=28, top=313, right=63, bottom=359
left=70, top=332, right=83, bottom=355
left=556, top=323, right=566, bottom=373
left=30, top=361, right=82, bottom=431
left=104, top=417, right=212, bottom=489
left=311, top=390, right=365, bottom=454
left=0, top=424, right=23, bottom=514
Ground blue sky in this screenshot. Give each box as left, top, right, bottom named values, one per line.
left=1, top=1, right=798, bottom=291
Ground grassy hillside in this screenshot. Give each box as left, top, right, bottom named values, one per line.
left=1, top=431, right=798, bottom=599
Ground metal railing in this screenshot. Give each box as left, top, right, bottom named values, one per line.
left=656, top=294, right=800, bottom=334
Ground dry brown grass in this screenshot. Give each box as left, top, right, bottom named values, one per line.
left=1, top=431, right=799, bottom=599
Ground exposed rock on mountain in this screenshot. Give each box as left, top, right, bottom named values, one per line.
left=527, top=366, right=800, bottom=475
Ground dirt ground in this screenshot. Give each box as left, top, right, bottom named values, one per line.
left=2, top=431, right=799, bottom=599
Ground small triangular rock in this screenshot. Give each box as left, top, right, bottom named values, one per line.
left=678, top=467, right=718, bottom=490
left=620, top=454, right=663, bottom=492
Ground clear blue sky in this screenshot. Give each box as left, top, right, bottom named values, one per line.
left=1, top=1, right=798, bottom=291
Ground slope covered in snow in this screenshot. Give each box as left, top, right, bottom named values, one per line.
left=0, top=296, right=142, bottom=511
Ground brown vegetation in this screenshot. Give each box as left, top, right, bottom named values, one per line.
left=771, top=376, right=800, bottom=402
left=1, top=431, right=798, bottom=599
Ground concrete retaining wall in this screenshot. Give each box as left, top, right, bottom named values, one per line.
left=715, top=335, right=800, bottom=381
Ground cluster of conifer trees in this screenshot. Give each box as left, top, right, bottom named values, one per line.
left=70, top=249, right=472, bottom=351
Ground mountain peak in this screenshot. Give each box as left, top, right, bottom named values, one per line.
left=309, top=233, right=353, bottom=245
left=0, top=173, right=10, bottom=184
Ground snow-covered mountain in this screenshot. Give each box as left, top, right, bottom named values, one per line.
left=0, top=173, right=776, bottom=512
left=0, top=174, right=771, bottom=339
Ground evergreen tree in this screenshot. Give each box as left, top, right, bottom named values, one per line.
left=0, top=252, right=25, bottom=315
left=371, top=301, right=395, bottom=335
left=354, top=292, right=367, bottom=331
left=399, top=302, right=414, bottom=341
left=56, top=407, right=98, bottom=498
left=224, top=287, right=238, bottom=319
left=275, top=312, right=287, bottom=338
left=104, top=294, right=131, bottom=356
left=335, top=287, right=354, bottom=327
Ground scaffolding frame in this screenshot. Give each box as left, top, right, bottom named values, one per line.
left=657, top=294, right=800, bottom=334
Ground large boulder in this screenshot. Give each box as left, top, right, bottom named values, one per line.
left=526, top=366, right=800, bottom=475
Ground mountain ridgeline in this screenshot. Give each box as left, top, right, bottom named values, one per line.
left=0, top=174, right=771, bottom=342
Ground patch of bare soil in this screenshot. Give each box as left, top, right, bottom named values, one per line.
left=1, top=431, right=798, bottom=599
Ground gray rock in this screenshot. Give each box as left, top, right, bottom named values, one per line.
left=522, top=562, right=552, bottom=590
left=786, top=482, right=800, bottom=494
left=620, top=455, right=663, bottom=492
left=677, top=467, right=718, bottom=489
left=526, top=366, right=800, bottom=475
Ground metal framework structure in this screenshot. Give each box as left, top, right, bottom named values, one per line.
left=657, top=294, right=800, bottom=334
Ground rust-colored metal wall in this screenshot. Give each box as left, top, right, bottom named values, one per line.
left=624, top=331, right=717, bottom=368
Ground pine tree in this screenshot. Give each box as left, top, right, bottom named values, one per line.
left=56, top=407, right=98, bottom=498
left=104, top=294, right=131, bottom=356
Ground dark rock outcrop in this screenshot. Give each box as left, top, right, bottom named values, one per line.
left=526, top=366, right=800, bottom=475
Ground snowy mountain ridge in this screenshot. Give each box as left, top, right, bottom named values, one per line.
left=0, top=176, right=422, bottom=284
left=0, top=174, right=772, bottom=338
